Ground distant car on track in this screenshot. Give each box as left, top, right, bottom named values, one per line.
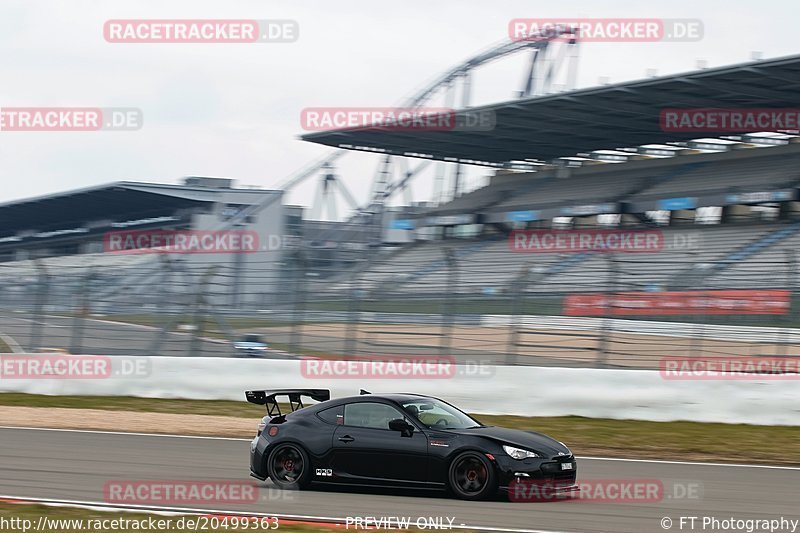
left=233, top=334, right=268, bottom=357
left=246, top=389, right=577, bottom=500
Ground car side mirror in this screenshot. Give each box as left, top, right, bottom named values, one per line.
left=388, top=418, right=414, bottom=437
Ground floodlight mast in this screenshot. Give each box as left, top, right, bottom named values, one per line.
left=216, top=25, right=579, bottom=232
left=97, top=27, right=580, bottom=306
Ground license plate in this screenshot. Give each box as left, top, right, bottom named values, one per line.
left=561, top=463, right=573, bottom=470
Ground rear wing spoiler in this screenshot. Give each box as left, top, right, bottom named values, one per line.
left=245, top=389, right=331, bottom=417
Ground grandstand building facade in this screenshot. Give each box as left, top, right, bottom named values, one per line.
left=0, top=177, right=284, bottom=261
left=0, top=177, right=290, bottom=306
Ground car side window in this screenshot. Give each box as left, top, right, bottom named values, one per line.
left=317, top=405, right=344, bottom=425
left=343, top=402, right=404, bottom=430
left=406, top=402, right=453, bottom=426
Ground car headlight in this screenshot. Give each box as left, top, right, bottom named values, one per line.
left=502, top=445, right=540, bottom=459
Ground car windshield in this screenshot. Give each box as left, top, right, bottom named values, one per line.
left=242, top=335, right=263, bottom=343
left=400, top=398, right=483, bottom=430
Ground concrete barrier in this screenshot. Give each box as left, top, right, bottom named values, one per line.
left=1, top=355, right=798, bottom=425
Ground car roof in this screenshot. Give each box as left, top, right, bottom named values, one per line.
left=324, top=393, right=436, bottom=405
left=286, top=392, right=445, bottom=419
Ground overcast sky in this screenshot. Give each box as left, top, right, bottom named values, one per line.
left=1, top=0, right=798, bottom=217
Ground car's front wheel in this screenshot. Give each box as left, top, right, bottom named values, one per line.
left=447, top=451, right=497, bottom=500
left=266, top=443, right=311, bottom=490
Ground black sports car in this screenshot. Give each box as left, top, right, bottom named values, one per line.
left=246, top=389, right=577, bottom=500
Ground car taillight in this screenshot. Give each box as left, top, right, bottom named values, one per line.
left=268, top=426, right=279, bottom=437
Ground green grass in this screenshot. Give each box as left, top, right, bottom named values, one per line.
left=0, top=393, right=797, bottom=465
left=479, top=414, right=800, bottom=465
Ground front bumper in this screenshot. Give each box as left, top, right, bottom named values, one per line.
left=239, top=349, right=268, bottom=357
left=495, top=455, right=578, bottom=488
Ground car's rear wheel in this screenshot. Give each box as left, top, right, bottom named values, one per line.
left=447, top=451, right=497, bottom=500
left=266, top=443, right=311, bottom=490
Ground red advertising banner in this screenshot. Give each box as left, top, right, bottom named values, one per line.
left=564, top=290, right=790, bottom=316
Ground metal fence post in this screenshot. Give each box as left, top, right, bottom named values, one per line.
left=147, top=256, right=179, bottom=356
left=344, top=276, right=360, bottom=357
left=506, top=263, right=532, bottom=365
left=29, top=260, right=49, bottom=352
left=189, top=266, right=217, bottom=357
left=289, top=250, right=307, bottom=353
left=439, top=248, right=457, bottom=357
left=689, top=251, right=703, bottom=358
left=68, top=270, right=94, bottom=354
left=345, top=254, right=373, bottom=357
left=159, top=254, right=175, bottom=316
left=780, top=249, right=797, bottom=357
left=597, top=254, right=617, bottom=368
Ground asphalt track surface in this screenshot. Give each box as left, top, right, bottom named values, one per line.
left=0, top=313, right=616, bottom=367
left=0, top=314, right=521, bottom=364
left=0, top=427, right=798, bottom=532
left=6, top=311, right=797, bottom=369
left=0, top=313, right=231, bottom=357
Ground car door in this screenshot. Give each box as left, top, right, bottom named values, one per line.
left=331, top=401, right=429, bottom=485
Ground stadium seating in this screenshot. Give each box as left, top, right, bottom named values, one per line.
left=491, top=171, right=644, bottom=211
left=418, top=146, right=800, bottom=220
left=312, top=145, right=799, bottom=300
left=324, top=223, right=800, bottom=298
left=626, top=154, right=800, bottom=202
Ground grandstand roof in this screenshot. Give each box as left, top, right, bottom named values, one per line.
left=0, top=181, right=278, bottom=236
left=302, top=54, right=800, bottom=167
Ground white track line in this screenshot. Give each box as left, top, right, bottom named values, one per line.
left=1, top=425, right=799, bottom=471
left=0, top=332, right=23, bottom=353
left=0, top=495, right=578, bottom=533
